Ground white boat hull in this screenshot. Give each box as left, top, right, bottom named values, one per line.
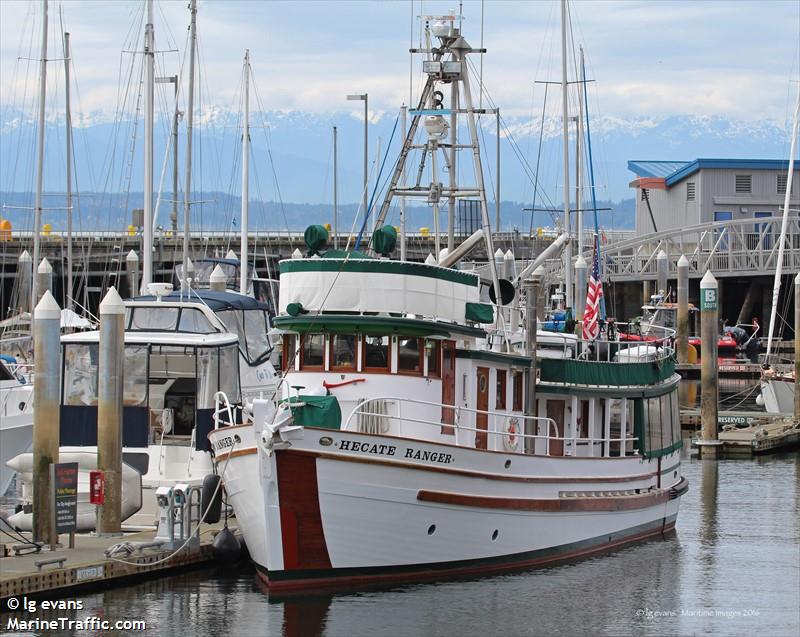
left=760, top=378, right=795, bottom=414
left=209, top=426, right=686, bottom=591
left=0, top=381, right=33, bottom=496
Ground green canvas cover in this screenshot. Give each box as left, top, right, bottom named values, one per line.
left=320, top=249, right=372, bottom=259
left=371, top=225, right=398, bottom=256
left=465, top=302, right=494, bottom=323
left=304, top=225, right=329, bottom=256
left=285, top=395, right=342, bottom=429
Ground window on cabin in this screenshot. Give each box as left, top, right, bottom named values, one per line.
left=282, top=335, right=296, bottom=371
left=397, top=337, right=423, bottom=374
left=330, top=334, right=357, bottom=370
left=512, top=372, right=523, bottom=411
left=495, top=370, right=507, bottom=410
left=178, top=308, right=215, bottom=334
left=426, top=340, right=441, bottom=377
left=301, top=334, right=325, bottom=369
left=363, top=336, right=390, bottom=371
left=243, top=310, right=271, bottom=364
left=129, top=307, right=178, bottom=331
left=735, top=174, right=752, bottom=193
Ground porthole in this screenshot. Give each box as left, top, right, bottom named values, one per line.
left=427, top=524, right=436, bottom=535
left=18, top=402, right=26, bottom=411
left=319, top=436, right=333, bottom=447
left=234, top=434, right=241, bottom=444
left=491, top=529, right=499, bottom=541
left=504, top=459, right=511, bottom=469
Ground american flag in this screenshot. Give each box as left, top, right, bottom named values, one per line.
left=582, top=239, right=603, bottom=341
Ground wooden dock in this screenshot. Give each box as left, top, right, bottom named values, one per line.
left=678, top=408, right=785, bottom=431
left=0, top=521, right=234, bottom=604
left=675, top=362, right=763, bottom=379
left=716, top=418, right=800, bottom=456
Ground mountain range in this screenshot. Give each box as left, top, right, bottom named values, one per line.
left=0, top=107, right=793, bottom=232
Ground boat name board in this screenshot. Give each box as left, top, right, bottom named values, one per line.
left=336, top=439, right=455, bottom=465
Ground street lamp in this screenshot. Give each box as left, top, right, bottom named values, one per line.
left=346, top=93, right=368, bottom=218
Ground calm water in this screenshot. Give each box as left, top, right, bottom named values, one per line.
left=3, top=444, right=798, bottom=637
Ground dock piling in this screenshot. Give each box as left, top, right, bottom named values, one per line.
left=126, top=250, right=139, bottom=298
left=656, top=249, right=668, bottom=297
left=32, top=291, right=61, bottom=546
left=97, top=286, right=125, bottom=535
left=524, top=267, right=543, bottom=454
left=18, top=250, right=32, bottom=314
left=37, top=258, right=52, bottom=302
left=795, top=273, right=799, bottom=420
left=699, top=271, right=720, bottom=458
left=209, top=264, right=227, bottom=292
left=574, top=255, right=587, bottom=325
left=677, top=254, right=689, bottom=363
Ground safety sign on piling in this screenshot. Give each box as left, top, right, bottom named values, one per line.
left=51, top=462, right=79, bottom=534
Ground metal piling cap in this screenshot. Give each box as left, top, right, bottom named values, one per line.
left=657, top=249, right=668, bottom=260
left=494, top=248, right=505, bottom=259
left=504, top=249, right=514, bottom=260
left=225, top=249, right=238, bottom=261
left=34, top=289, right=61, bottom=320
left=677, top=254, right=689, bottom=268
left=19, top=249, right=32, bottom=263
left=425, top=253, right=437, bottom=265
left=126, top=250, right=139, bottom=262
left=37, top=257, right=52, bottom=274
left=700, top=270, right=718, bottom=288
left=575, top=255, right=587, bottom=268
left=99, top=286, right=126, bottom=316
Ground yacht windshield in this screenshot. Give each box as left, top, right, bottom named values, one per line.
left=216, top=308, right=272, bottom=365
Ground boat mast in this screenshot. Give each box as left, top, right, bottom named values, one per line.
left=183, top=0, right=197, bottom=293
left=142, top=0, right=154, bottom=293
left=64, top=31, right=73, bottom=311
left=560, top=0, right=572, bottom=309
left=333, top=126, right=338, bottom=249
left=32, top=0, right=48, bottom=314
left=765, top=80, right=800, bottom=358
left=240, top=49, right=250, bottom=294
left=576, top=46, right=584, bottom=261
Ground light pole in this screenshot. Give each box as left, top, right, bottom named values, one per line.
left=347, top=93, right=368, bottom=219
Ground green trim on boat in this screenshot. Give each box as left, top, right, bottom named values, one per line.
left=539, top=356, right=676, bottom=387
left=456, top=348, right=532, bottom=367
left=273, top=314, right=486, bottom=338
left=465, top=302, right=494, bottom=323
left=537, top=374, right=680, bottom=399
left=279, top=258, right=480, bottom=286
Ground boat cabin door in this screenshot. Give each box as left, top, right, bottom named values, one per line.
left=476, top=367, right=489, bottom=449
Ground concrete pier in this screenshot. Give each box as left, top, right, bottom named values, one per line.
left=126, top=250, right=139, bottom=299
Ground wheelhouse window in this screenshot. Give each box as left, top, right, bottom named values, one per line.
left=363, top=335, right=390, bottom=372
left=496, top=369, right=507, bottom=410
left=426, top=340, right=441, bottom=378
left=243, top=309, right=271, bottom=364
left=330, top=334, right=357, bottom=370
left=397, top=337, right=423, bottom=375
left=301, top=334, right=325, bottom=369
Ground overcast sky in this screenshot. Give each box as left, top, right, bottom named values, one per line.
left=1, top=0, right=799, bottom=123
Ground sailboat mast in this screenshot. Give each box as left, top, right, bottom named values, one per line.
left=32, top=0, right=48, bottom=312
left=333, top=126, right=339, bottom=250
left=765, top=80, right=800, bottom=358
left=142, top=0, right=154, bottom=293
left=240, top=49, right=250, bottom=295
left=560, top=0, right=572, bottom=309
left=576, top=46, right=584, bottom=261
left=183, top=0, right=197, bottom=293
left=64, top=31, right=73, bottom=311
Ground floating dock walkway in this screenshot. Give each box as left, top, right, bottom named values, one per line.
left=0, top=521, right=234, bottom=605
